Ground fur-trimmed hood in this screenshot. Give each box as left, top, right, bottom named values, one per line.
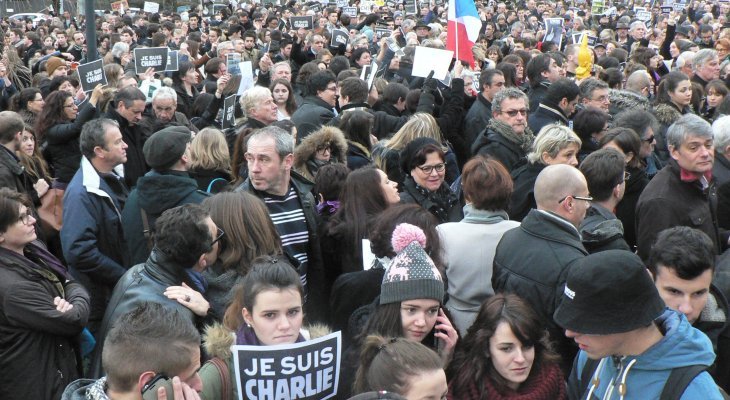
left=609, top=89, right=651, bottom=115
left=293, top=126, right=348, bottom=181
left=653, top=102, right=685, bottom=126
left=203, top=322, right=333, bottom=359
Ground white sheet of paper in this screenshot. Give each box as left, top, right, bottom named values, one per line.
left=412, top=46, right=454, bottom=80
left=362, top=239, right=375, bottom=270
left=238, top=61, right=254, bottom=96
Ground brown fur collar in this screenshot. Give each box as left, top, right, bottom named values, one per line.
left=203, top=323, right=333, bottom=359
left=293, top=126, right=349, bottom=179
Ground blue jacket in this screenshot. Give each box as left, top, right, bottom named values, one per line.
left=61, top=157, right=129, bottom=333
left=567, top=309, right=723, bottom=400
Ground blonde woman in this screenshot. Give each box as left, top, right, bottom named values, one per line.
left=372, top=113, right=456, bottom=188
left=189, top=128, right=233, bottom=193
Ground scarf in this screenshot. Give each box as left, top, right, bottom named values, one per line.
left=457, top=362, right=566, bottom=400
left=409, top=177, right=458, bottom=223
left=85, top=377, right=110, bottom=400
left=487, top=118, right=535, bottom=153
left=317, top=200, right=340, bottom=216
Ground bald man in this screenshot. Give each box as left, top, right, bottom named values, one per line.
left=492, top=164, right=590, bottom=374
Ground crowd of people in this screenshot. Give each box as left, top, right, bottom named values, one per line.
left=1, top=0, right=730, bottom=399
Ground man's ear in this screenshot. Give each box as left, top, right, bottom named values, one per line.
left=137, top=370, right=157, bottom=394
left=283, top=153, right=294, bottom=170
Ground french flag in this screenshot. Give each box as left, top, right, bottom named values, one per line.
left=446, top=0, right=481, bottom=66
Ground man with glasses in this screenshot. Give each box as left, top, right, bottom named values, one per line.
left=90, top=204, right=220, bottom=378
left=291, top=71, right=337, bottom=141
left=578, top=78, right=610, bottom=113
left=636, top=114, right=726, bottom=261
left=578, top=149, right=630, bottom=253
left=121, top=126, right=209, bottom=266
left=472, top=87, right=534, bottom=173
left=464, top=69, right=505, bottom=147
left=493, top=164, right=590, bottom=374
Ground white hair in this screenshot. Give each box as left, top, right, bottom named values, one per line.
left=153, top=86, right=177, bottom=103
left=111, top=42, right=129, bottom=59
left=713, top=115, right=730, bottom=151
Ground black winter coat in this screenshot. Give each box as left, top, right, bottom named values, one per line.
left=399, top=176, right=462, bottom=223
left=614, top=165, right=648, bottom=250
left=527, top=103, right=569, bottom=134
left=492, top=209, right=588, bottom=373
left=0, top=244, right=90, bottom=400
left=463, top=94, right=492, bottom=148
left=636, top=160, right=727, bottom=260
left=104, top=108, right=149, bottom=188
left=43, top=101, right=98, bottom=183
left=508, top=162, right=545, bottom=222
left=291, top=96, right=335, bottom=141
left=471, top=128, right=527, bottom=173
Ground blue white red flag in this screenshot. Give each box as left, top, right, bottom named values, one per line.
left=446, top=0, right=481, bottom=65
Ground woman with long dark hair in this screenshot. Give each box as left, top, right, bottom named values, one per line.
left=321, top=167, right=400, bottom=290
left=340, top=109, right=374, bottom=170
left=10, top=88, right=44, bottom=126
left=270, top=78, right=297, bottom=120
left=652, top=71, right=693, bottom=165
left=34, top=85, right=103, bottom=185
left=447, top=294, right=566, bottom=399
left=171, top=61, right=201, bottom=119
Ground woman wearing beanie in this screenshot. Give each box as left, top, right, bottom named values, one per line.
left=398, top=137, right=462, bottom=223
left=339, top=222, right=458, bottom=397
left=447, top=294, right=567, bottom=400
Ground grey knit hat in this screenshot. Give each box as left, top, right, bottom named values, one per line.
left=380, top=223, right=444, bottom=305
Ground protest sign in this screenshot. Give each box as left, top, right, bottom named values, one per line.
left=404, top=0, right=417, bottom=15
left=233, top=331, right=341, bottom=400
left=227, top=53, right=242, bottom=75
left=358, top=0, right=373, bottom=13
left=412, top=46, right=454, bottom=80
left=140, top=78, right=162, bottom=103
left=336, top=0, right=349, bottom=7
left=165, top=50, right=179, bottom=71
left=111, top=0, right=129, bottom=12
left=291, top=16, right=314, bottom=30
left=374, top=27, right=391, bottom=39
left=661, top=6, right=672, bottom=14
left=544, top=18, right=564, bottom=47
left=591, top=0, right=605, bottom=15
left=134, top=47, right=169, bottom=74
left=342, top=6, right=358, bottom=17
left=309, top=3, right=322, bottom=13
left=143, top=1, right=159, bottom=13
left=238, top=61, right=254, bottom=96
left=331, top=29, right=349, bottom=47
left=222, top=95, right=237, bottom=129
left=672, top=0, right=687, bottom=12
left=77, top=59, right=106, bottom=92
left=634, top=7, right=652, bottom=22
left=571, top=32, right=598, bottom=47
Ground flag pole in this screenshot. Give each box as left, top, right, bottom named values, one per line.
left=454, top=7, right=459, bottom=62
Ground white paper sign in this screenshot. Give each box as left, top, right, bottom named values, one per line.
left=143, top=1, right=159, bottom=13
left=362, top=239, right=375, bottom=270
left=412, top=46, right=454, bottom=80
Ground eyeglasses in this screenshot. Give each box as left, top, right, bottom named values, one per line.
left=501, top=109, right=528, bottom=117
left=211, top=227, right=225, bottom=247
left=325, top=85, right=338, bottom=92
left=643, top=135, right=655, bottom=143
left=316, top=144, right=332, bottom=153
left=558, top=194, right=593, bottom=204
left=17, top=210, right=34, bottom=225
left=592, top=95, right=610, bottom=103
left=416, top=163, right=446, bottom=174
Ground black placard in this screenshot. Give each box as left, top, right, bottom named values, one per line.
left=291, top=16, right=314, bottom=30
left=134, top=47, right=169, bottom=74
left=233, top=332, right=341, bottom=400
left=77, top=59, right=107, bottom=92
left=342, top=6, right=358, bottom=17
left=165, top=50, right=179, bottom=71
left=331, top=29, right=349, bottom=47
left=222, top=94, right=237, bottom=129
left=374, top=27, right=391, bottom=39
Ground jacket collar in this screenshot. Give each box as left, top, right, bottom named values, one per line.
left=462, top=204, right=509, bottom=224
left=341, top=102, right=371, bottom=112
left=537, top=103, right=569, bottom=124
left=80, top=156, right=123, bottom=216
left=0, top=145, right=23, bottom=175
left=478, top=92, right=492, bottom=108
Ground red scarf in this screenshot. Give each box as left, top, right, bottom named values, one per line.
left=449, top=362, right=566, bottom=400
left=679, top=167, right=712, bottom=184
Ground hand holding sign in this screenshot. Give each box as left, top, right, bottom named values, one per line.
left=216, top=73, right=231, bottom=96
left=89, top=84, right=105, bottom=107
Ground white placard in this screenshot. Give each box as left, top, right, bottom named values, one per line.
left=412, top=46, right=454, bottom=80
left=143, top=1, right=159, bottom=13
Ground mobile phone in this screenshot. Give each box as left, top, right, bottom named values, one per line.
left=141, top=374, right=174, bottom=400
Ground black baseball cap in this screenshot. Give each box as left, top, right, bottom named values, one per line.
left=554, top=250, right=665, bottom=335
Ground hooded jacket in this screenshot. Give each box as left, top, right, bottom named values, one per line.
left=121, top=170, right=210, bottom=265
left=608, top=89, right=651, bottom=117
left=471, top=121, right=532, bottom=173
left=199, top=322, right=331, bottom=400
left=695, top=284, right=730, bottom=392
left=291, top=96, right=336, bottom=142
left=579, top=203, right=631, bottom=254
left=567, top=309, right=724, bottom=400
left=292, top=126, right=348, bottom=182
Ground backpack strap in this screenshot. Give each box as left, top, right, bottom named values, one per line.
left=140, top=208, right=154, bottom=252
left=209, top=357, right=232, bottom=400
left=659, top=365, right=708, bottom=400
left=578, top=357, right=600, bottom=400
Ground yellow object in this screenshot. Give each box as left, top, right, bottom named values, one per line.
left=575, top=34, right=593, bottom=80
